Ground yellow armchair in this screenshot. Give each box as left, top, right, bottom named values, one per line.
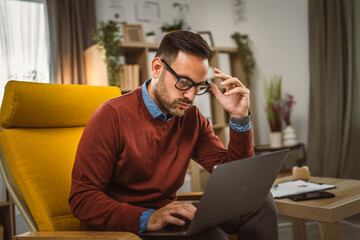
left=0, top=81, right=140, bottom=239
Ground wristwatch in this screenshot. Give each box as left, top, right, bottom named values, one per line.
left=229, top=112, right=251, bottom=127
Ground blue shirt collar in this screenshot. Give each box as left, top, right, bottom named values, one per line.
left=141, top=79, right=174, bottom=121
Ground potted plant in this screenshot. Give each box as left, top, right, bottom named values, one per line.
left=160, top=19, right=184, bottom=33
left=91, top=21, right=122, bottom=86
left=282, top=93, right=298, bottom=146
left=263, top=75, right=282, bottom=148
left=292, top=154, right=310, bottom=181
left=231, top=32, right=256, bottom=87
left=145, top=31, right=156, bottom=44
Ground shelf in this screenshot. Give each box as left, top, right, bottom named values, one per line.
left=210, top=46, right=238, bottom=53
left=120, top=42, right=238, bottom=53
left=254, top=143, right=305, bottom=152
left=121, top=41, right=159, bottom=50
left=0, top=201, right=11, bottom=208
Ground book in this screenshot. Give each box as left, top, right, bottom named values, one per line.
left=118, top=64, right=140, bottom=91
left=270, top=180, right=336, bottom=198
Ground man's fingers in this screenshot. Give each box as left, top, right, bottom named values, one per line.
left=224, top=86, right=250, bottom=96
left=220, top=77, right=245, bottom=87
left=209, top=82, right=224, bottom=100
left=147, top=201, right=197, bottom=231
left=210, top=67, right=250, bottom=118
left=213, top=67, right=225, bottom=75
left=165, top=214, right=186, bottom=226
left=213, top=68, right=245, bottom=89
left=168, top=203, right=196, bottom=221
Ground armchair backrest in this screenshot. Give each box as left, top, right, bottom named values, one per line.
left=0, top=81, right=121, bottom=231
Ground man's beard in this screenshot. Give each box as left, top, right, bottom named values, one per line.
left=153, top=70, right=193, bottom=117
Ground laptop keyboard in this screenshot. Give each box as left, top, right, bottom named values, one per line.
left=161, top=217, right=191, bottom=233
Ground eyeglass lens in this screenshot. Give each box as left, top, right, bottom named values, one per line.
left=176, top=79, right=208, bottom=95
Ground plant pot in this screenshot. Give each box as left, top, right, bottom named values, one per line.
left=268, top=131, right=282, bottom=148
left=145, top=35, right=156, bottom=44
left=292, top=166, right=310, bottom=181
left=283, top=125, right=298, bottom=146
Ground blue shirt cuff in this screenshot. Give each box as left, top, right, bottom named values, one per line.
left=139, top=209, right=155, bottom=233
left=229, top=120, right=252, bottom=132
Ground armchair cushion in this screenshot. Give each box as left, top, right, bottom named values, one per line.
left=0, top=127, right=84, bottom=230
left=0, top=81, right=120, bottom=128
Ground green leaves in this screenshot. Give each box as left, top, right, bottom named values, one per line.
left=263, top=75, right=282, bottom=132
left=160, top=19, right=184, bottom=32
left=231, top=32, right=256, bottom=87
left=295, top=154, right=305, bottom=167
left=92, top=21, right=122, bottom=86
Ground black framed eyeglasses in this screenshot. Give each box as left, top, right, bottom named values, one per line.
left=161, top=59, right=211, bottom=95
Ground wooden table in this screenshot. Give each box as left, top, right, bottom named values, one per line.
left=274, top=176, right=360, bottom=240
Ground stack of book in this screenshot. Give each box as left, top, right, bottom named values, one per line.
left=118, top=64, right=140, bottom=91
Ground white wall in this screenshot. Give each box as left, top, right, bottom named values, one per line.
left=97, top=0, right=310, bottom=146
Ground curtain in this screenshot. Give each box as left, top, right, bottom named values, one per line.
left=308, top=0, right=360, bottom=179
left=0, top=0, right=50, bottom=102
left=46, top=0, right=96, bottom=84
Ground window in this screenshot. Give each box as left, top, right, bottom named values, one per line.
left=0, top=0, right=50, bottom=102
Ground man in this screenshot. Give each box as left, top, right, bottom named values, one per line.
left=69, top=30, right=278, bottom=239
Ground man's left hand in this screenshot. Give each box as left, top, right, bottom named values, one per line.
left=209, top=68, right=250, bottom=117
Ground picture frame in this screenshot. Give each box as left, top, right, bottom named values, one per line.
left=123, top=24, right=144, bottom=42
left=197, top=31, right=214, bottom=47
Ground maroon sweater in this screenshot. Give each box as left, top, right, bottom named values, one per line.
left=69, top=87, right=253, bottom=233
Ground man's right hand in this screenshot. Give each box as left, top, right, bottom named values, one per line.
left=147, top=201, right=197, bottom=231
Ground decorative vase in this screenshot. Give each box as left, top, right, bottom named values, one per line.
left=268, top=131, right=282, bottom=148
left=292, top=166, right=310, bottom=181
left=283, top=125, right=298, bottom=146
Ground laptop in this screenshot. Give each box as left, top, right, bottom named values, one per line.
left=140, top=149, right=289, bottom=236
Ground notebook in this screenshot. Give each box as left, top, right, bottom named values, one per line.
left=139, top=149, right=289, bottom=236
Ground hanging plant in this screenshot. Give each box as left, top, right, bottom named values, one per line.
left=231, top=32, right=256, bottom=87
left=91, top=21, right=122, bottom=86
left=160, top=19, right=185, bottom=33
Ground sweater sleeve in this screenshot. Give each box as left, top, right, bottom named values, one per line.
left=69, top=103, right=146, bottom=233
left=192, top=109, right=254, bottom=172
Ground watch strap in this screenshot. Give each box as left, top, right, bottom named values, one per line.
left=229, top=112, right=251, bottom=127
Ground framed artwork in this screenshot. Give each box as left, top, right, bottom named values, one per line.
left=123, top=24, right=144, bottom=42
left=135, top=1, right=161, bottom=22
left=197, top=31, right=214, bottom=47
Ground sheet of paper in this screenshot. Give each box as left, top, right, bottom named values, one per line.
left=271, top=180, right=336, bottom=198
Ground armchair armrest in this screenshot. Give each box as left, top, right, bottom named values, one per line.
left=14, top=231, right=141, bottom=240
left=176, top=192, right=203, bottom=201
left=15, top=194, right=205, bottom=240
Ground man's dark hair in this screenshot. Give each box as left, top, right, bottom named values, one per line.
left=155, top=30, right=213, bottom=64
